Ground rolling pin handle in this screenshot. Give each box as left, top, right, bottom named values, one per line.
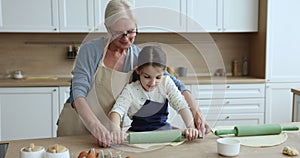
left=282, top=126, right=299, bottom=131
left=215, top=129, right=237, bottom=136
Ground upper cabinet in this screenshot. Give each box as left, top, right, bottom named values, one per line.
left=0, top=0, right=59, bottom=32
left=0, top=0, right=108, bottom=32
left=266, top=0, right=300, bottom=82
left=187, top=0, right=258, bottom=32
left=58, top=0, right=94, bottom=32
left=0, top=0, right=258, bottom=33
left=132, top=0, right=186, bottom=32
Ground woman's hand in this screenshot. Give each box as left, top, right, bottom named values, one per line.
left=192, top=109, right=212, bottom=137
left=183, top=128, right=199, bottom=141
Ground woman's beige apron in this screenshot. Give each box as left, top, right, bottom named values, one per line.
left=57, top=47, right=133, bottom=136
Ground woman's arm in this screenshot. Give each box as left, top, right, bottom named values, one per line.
left=74, top=97, right=111, bottom=147
left=182, top=91, right=212, bottom=137
left=165, top=72, right=212, bottom=137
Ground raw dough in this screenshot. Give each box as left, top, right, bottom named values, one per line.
left=282, top=146, right=299, bottom=156
left=111, top=141, right=185, bottom=153
left=213, top=126, right=288, bottom=147
left=127, top=141, right=185, bottom=149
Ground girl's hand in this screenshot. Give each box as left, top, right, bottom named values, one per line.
left=110, top=130, right=128, bottom=144
left=183, top=128, right=199, bottom=141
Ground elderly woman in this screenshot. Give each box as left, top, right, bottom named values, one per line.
left=57, top=0, right=210, bottom=148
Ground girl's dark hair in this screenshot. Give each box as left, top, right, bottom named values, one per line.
left=132, top=46, right=167, bottom=82
left=136, top=46, right=167, bottom=69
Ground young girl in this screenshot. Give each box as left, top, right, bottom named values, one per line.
left=109, top=46, right=198, bottom=144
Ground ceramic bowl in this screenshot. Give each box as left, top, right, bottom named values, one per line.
left=20, top=147, right=45, bottom=158
left=45, top=149, right=70, bottom=158
left=217, top=138, right=240, bottom=157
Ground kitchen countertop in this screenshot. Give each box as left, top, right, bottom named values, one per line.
left=177, top=76, right=265, bottom=85
left=0, top=76, right=265, bottom=87
left=1, top=122, right=299, bottom=158
left=0, top=77, right=71, bottom=87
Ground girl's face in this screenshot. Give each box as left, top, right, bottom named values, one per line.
left=136, top=65, right=165, bottom=92
left=109, top=19, right=137, bottom=50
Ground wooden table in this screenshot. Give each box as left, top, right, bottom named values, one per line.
left=1, top=122, right=300, bottom=158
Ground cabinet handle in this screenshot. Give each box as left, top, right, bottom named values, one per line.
left=225, top=101, right=230, bottom=104
left=53, top=28, right=57, bottom=31
left=225, top=116, right=230, bottom=120
left=53, top=89, right=57, bottom=92
left=226, top=85, right=230, bottom=89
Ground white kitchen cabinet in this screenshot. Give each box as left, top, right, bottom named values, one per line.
left=266, top=0, right=300, bottom=82
left=187, top=0, right=258, bottom=32
left=0, top=0, right=108, bottom=33
left=265, top=83, right=300, bottom=124
left=58, top=86, right=70, bottom=113
left=193, top=83, right=265, bottom=127
left=58, top=0, right=94, bottom=32
left=0, top=87, right=59, bottom=141
left=169, top=84, right=265, bottom=128
left=0, top=0, right=59, bottom=32
left=265, top=0, right=300, bottom=123
left=59, top=0, right=111, bottom=32
left=133, top=0, right=186, bottom=32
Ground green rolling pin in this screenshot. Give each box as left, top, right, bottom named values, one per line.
left=127, top=130, right=201, bottom=144
left=215, top=124, right=299, bottom=137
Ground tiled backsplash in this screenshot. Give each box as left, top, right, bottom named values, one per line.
left=0, top=33, right=251, bottom=78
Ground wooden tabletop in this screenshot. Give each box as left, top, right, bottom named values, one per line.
left=291, top=88, right=300, bottom=96
left=2, top=122, right=300, bottom=158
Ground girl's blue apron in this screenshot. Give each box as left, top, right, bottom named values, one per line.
left=129, top=99, right=171, bottom=132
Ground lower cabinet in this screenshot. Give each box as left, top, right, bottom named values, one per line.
left=0, top=86, right=70, bottom=141
left=169, top=83, right=265, bottom=128
left=265, top=82, right=300, bottom=123
left=58, top=86, right=70, bottom=113
left=0, top=87, right=59, bottom=141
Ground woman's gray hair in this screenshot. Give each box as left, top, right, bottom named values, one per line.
left=104, top=0, right=136, bottom=29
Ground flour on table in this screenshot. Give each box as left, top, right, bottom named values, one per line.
left=111, top=141, right=185, bottom=153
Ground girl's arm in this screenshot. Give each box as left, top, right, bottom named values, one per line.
left=109, top=112, right=122, bottom=131
left=178, top=108, right=194, bottom=128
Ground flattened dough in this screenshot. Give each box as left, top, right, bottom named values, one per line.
left=112, top=141, right=185, bottom=153
left=213, top=126, right=288, bottom=147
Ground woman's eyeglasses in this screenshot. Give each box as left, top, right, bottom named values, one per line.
left=111, top=29, right=138, bottom=38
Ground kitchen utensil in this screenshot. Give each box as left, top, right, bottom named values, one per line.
left=217, top=138, right=240, bottom=157
left=215, top=124, right=299, bottom=136
left=14, top=70, right=24, bottom=79
left=126, top=130, right=200, bottom=144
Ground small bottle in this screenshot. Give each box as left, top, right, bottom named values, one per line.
left=232, top=59, right=239, bottom=76
left=242, top=57, right=248, bottom=76
left=67, top=45, right=74, bottom=59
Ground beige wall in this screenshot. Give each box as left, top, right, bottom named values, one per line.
left=0, top=32, right=253, bottom=78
